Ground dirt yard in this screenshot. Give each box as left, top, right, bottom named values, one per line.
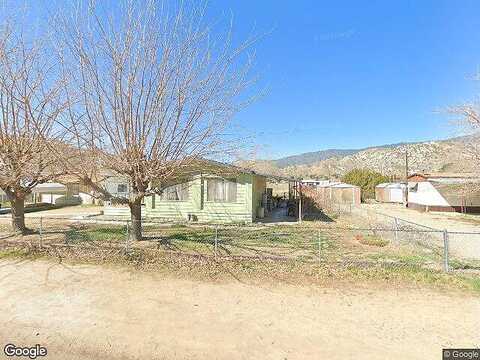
left=359, top=203, right=480, bottom=233
left=352, top=203, right=480, bottom=261
left=0, top=205, right=103, bottom=219
left=0, top=258, right=478, bottom=360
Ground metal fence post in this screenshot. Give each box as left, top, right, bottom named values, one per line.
left=318, top=231, right=321, bottom=262
left=125, top=221, right=130, bottom=255
left=443, top=229, right=449, bottom=272
left=39, top=217, right=43, bottom=249
left=214, top=226, right=218, bottom=260
left=393, top=217, right=399, bottom=244
left=64, top=219, right=69, bottom=245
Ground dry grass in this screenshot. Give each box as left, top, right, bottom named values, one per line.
left=1, top=240, right=479, bottom=295
left=355, top=234, right=389, bottom=247
left=1, top=214, right=479, bottom=293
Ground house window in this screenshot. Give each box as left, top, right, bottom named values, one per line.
left=207, top=178, right=237, bottom=202
left=117, top=184, right=128, bottom=194
left=160, top=184, right=189, bottom=201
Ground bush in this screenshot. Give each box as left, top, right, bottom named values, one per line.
left=342, top=169, right=389, bottom=201
left=355, top=234, right=389, bottom=247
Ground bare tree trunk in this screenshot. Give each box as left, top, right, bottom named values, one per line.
left=129, top=199, right=143, bottom=241
left=0, top=23, right=67, bottom=235
left=9, top=195, right=28, bottom=234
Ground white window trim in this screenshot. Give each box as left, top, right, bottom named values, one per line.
left=205, top=178, right=238, bottom=203
left=158, top=183, right=190, bottom=202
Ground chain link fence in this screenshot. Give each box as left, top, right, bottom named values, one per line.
left=0, top=216, right=479, bottom=272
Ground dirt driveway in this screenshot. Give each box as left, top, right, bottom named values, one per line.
left=0, top=259, right=478, bottom=360
left=354, top=203, right=480, bottom=260
left=360, top=203, right=480, bottom=233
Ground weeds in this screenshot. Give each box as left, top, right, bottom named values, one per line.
left=65, top=226, right=126, bottom=243
left=355, top=234, right=389, bottom=247
left=1, top=221, right=479, bottom=294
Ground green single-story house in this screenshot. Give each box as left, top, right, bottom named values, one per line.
left=146, top=172, right=267, bottom=223
left=104, top=168, right=270, bottom=223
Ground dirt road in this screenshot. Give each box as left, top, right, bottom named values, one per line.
left=0, top=259, right=478, bottom=360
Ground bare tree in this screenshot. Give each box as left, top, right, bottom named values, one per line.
left=447, top=87, right=480, bottom=172
left=56, top=1, right=256, bottom=240
left=0, top=21, right=67, bottom=233
left=445, top=81, right=480, bottom=205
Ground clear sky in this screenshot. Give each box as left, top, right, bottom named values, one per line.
left=207, top=0, right=480, bottom=159
left=5, top=0, right=480, bottom=160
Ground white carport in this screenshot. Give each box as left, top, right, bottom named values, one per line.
left=33, top=183, right=68, bottom=204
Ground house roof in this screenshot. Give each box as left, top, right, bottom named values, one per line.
left=377, top=182, right=406, bottom=189
left=428, top=172, right=478, bottom=178
left=329, top=183, right=359, bottom=189
left=433, top=182, right=480, bottom=206
left=409, top=172, right=479, bottom=180
left=143, top=159, right=299, bottom=189
left=315, top=181, right=359, bottom=189
left=202, top=159, right=298, bottom=182
left=33, top=182, right=68, bottom=193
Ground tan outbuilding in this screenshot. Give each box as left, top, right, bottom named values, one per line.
left=304, top=180, right=361, bottom=206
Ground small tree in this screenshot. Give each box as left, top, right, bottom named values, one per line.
left=342, top=169, right=389, bottom=201
left=0, top=22, right=67, bottom=233
left=56, top=1, right=256, bottom=240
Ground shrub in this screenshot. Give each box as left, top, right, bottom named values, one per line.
left=342, top=169, right=389, bottom=201
left=355, top=234, right=389, bottom=247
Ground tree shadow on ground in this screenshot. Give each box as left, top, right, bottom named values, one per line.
left=303, top=211, right=335, bottom=222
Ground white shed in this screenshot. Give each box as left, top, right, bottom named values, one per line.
left=375, top=183, right=406, bottom=203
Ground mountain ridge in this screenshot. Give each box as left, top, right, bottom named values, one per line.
left=240, top=135, right=476, bottom=179
left=272, top=136, right=471, bottom=168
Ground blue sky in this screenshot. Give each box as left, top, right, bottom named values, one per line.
left=6, top=0, right=480, bottom=159
left=207, top=0, right=480, bottom=159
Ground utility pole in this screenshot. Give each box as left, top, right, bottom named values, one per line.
left=404, top=150, right=409, bottom=207
left=298, top=180, right=303, bottom=224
